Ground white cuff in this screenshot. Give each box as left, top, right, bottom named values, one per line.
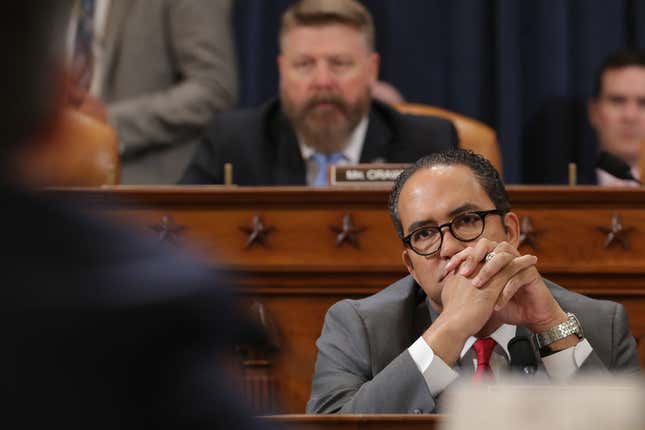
left=542, top=338, right=593, bottom=380
left=408, top=336, right=460, bottom=397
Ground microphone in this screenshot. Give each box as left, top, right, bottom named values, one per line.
left=595, top=151, right=642, bottom=184
left=508, top=336, right=538, bottom=375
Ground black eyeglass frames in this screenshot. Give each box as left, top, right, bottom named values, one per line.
left=403, top=209, right=505, bottom=256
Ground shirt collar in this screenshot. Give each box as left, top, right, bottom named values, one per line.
left=298, top=116, right=368, bottom=164
left=596, top=167, right=641, bottom=187
left=460, top=324, right=516, bottom=361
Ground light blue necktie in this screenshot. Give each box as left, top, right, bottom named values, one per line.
left=311, top=152, right=345, bottom=186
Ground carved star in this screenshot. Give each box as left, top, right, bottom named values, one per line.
left=518, top=216, right=541, bottom=250
left=597, top=214, right=634, bottom=250
left=149, top=215, right=187, bottom=246
left=240, top=215, right=275, bottom=249
left=330, top=213, right=367, bottom=249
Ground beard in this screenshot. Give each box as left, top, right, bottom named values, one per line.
left=281, top=88, right=371, bottom=154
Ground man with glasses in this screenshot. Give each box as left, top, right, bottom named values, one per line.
left=307, top=149, right=639, bottom=414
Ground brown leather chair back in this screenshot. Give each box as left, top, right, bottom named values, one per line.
left=21, top=108, right=120, bottom=186
left=395, top=102, right=502, bottom=174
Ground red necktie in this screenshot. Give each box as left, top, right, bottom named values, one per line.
left=472, top=337, right=496, bottom=381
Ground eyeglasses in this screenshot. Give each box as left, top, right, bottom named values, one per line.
left=403, top=209, right=505, bottom=256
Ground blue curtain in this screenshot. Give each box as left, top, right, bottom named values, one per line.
left=234, top=0, right=645, bottom=183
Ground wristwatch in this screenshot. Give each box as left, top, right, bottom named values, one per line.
left=533, top=312, right=584, bottom=356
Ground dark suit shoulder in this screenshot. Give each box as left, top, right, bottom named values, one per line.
left=203, top=99, right=279, bottom=151
left=181, top=99, right=285, bottom=184
left=207, top=99, right=277, bottom=128
left=366, top=101, right=459, bottom=163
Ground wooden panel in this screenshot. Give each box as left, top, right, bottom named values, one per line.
left=238, top=295, right=347, bottom=413
left=112, top=207, right=401, bottom=270
left=261, top=414, right=442, bottom=430
left=48, top=186, right=645, bottom=276
left=45, top=186, right=645, bottom=413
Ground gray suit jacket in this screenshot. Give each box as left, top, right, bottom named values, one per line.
left=100, top=0, right=237, bottom=184
left=307, top=276, right=640, bottom=414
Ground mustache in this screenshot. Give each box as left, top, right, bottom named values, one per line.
left=303, top=94, right=348, bottom=114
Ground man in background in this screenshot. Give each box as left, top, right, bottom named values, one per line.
left=588, top=49, right=645, bottom=185
left=69, top=0, right=238, bottom=184
left=6, top=3, right=263, bottom=428
left=180, top=0, right=457, bottom=186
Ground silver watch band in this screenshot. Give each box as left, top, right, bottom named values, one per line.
left=534, top=312, right=584, bottom=350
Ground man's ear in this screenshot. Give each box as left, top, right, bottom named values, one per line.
left=503, top=211, right=521, bottom=248
left=402, top=249, right=421, bottom=284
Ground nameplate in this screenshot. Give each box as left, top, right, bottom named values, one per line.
left=330, top=164, right=410, bottom=186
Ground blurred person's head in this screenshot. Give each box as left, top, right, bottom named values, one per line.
left=278, top=0, right=379, bottom=154
left=589, top=49, right=645, bottom=168
left=0, top=3, right=68, bottom=171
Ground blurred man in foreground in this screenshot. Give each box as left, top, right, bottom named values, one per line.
left=588, top=49, right=645, bottom=185
left=180, top=0, right=457, bottom=186
left=5, top=3, right=261, bottom=428
left=308, top=150, right=639, bottom=414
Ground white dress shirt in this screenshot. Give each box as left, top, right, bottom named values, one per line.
left=596, top=167, right=641, bottom=187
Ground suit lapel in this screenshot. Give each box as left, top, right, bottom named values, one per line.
left=359, top=107, right=392, bottom=163
left=272, top=109, right=307, bottom=185
left=270, top=102, right=393, bottom=182
left=100, top=0, right=135, bottom=97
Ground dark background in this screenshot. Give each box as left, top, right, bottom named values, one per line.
left=233, top=0, right=645, bottom=184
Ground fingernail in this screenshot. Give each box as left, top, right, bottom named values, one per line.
left=472, top=277, right=482, bottom=287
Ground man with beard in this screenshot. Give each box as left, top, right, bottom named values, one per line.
left=180, top=0, right=458, bottom=186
